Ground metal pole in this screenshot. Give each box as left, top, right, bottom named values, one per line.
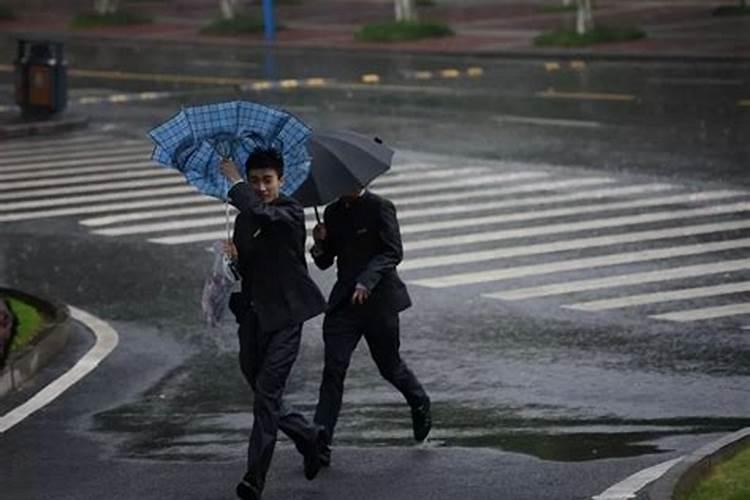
left=262, top=0, right=276, bottom=42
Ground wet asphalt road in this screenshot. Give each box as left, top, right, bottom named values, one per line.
left=1, top=41, right=749, bottom=499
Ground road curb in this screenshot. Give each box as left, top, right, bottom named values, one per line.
left=0, top=288, right=71, bottom=398
left=0, top=112, right=90, bottom=140
left=640, top=427, right=750, bottom=500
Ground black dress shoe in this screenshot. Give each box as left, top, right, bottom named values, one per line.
left=304, top=427, right=326, bottom=480
left=411, top=399, right=432, bottom=442
left=236, top=476, right=262, bottom=500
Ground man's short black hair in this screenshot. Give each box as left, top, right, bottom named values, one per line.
left=245, top=148, right=284, bottom=178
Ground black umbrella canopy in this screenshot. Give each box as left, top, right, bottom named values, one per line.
left=293, top=130, right=395, bottom=209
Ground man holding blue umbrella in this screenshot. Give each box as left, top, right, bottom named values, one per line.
left=220, top=150, right=328, bottom=500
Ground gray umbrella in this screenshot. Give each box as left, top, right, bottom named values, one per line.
left=293, top=130, right=394, bottom=219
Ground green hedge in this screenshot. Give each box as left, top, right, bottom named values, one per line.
left=6, top=297, right=44, bottom=352
left=356, top=20, right=453, bottom=42
left=200, top=15, right=268, bottom=36
left=534, top=25, right=645, bottom=47
left=71, top=11, right=152, bottom=28
left=682, top=444, right=750, bottom=500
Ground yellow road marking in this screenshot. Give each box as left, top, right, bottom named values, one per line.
left=545, top=62, right=561, bottom=71
left=279, top=79, right=300, bottom=89
left=740, top=99, right=750, bottom=107
left=109, top=94, right=130, bottom=103
left=361, top=74, right=381, bottom=84
left=305, top=78, right=327, bottom=87
left=467, top=67, right=484, bottom=77
left=537, top=88, right=637, bottom=102
left=440, top=69, right=461, bottom=79
left=414, top=71, right=433, bottom=80
left=251, top=81, right=273, bottom=90
left=570, top=60, right=587, bottom=70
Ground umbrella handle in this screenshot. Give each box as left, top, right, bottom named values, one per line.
left=314, top=206, right=321, bottom=224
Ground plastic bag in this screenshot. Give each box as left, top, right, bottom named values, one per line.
left=201, top=240, right=239, bottom=327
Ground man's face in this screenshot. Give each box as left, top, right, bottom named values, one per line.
left=248, top=168, right=283, bottom=203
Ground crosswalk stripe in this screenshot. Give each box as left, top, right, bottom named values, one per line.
left=372, top=167, right=489, bottom=185
left=484, top=259, right=750, bottom=300
left=0, top=186, right=198, bottom=212
left=0, top=135, right=115, bottom=153
left=563, top=281, right=750, bottom=311
left=374, top=172, right=549, bottom=196
left=401, top=191, right=746, bottom=235
left=150, top=230, right=235, bottom=245
left=0, top=176, right=184, bottom=201
left=410, top=237, right=750, bottom=287
left=393, top=184, right=676, bottom=221
left=0, top=139, right=144, bottom=160
left=0, top=161, right=156, bottom=181
left=81, top=203, right=233, bottom=226
left=0, top=146, right=150, bottom=166
left=0, top=195, right=213, bottom=222
left=0, top=168, right=176, bottom=191
left=400, top=219, right=750, bottom=271
left=650, top=303, right=750, bottom=322
left=403, top=201, right=750, bottom=251
left=0, top=153, right=152, bottom=173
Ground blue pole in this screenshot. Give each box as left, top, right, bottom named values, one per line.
left=262, top=0, right=276, bottom=42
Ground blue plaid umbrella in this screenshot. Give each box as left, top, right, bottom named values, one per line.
left=148, top=101, right=311, bottom=200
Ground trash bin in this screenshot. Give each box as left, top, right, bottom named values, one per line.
left=14, top=39, right=68, bottom=117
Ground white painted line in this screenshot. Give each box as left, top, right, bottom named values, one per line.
left=372, top=167, right=489, bottom=185
left=485, top=258, right=750, bottom=301
left=0, top=161, right=156, bottom=181
left=0, top=306, right=119, bottom=434
left=401, top=191, right=746, bottom=235
left=651, top=303, right=750, bottom=322
left=564, top=281, right=750, bottom=311
left=0, top=168, right=175, bottom=191
left=81, top=203, right=234, bottom=226
left=95, top=216, right=235, bottom=236
left=0, top=153, right=152, bottom=173
left=591, top=457, right=683, bottom=500
left=0, top=176, right=184, bottom=201
left=0, top=194, right=211, bottom=222
left=393, top=184, right=675, bottom=222
left=0, top=185, right=196, bottom=212
left=410, top=237, right=750, bottom=288
left=374, top=172, right=549, bottom=196
left=401, top=219, right=750, bottom=271
left=493, top=114, right=604, bottom=128
left=0, top=135, right=115, bottom=153
left=0, top=139, right=144, bottom=160
left=404, top=201, right=750, bottom=251
left=150, top=230, right=233, bottom=245
left=0, top=146, right=150, bottom=166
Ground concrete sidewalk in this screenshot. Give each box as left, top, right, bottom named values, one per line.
left=0, top=0, right=748, bottom=60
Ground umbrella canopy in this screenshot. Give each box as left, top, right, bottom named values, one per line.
left=293, top=130, right=394, bottom=208
left=148, top=101, right=311, bottom=200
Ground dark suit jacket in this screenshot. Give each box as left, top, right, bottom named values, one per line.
left=229, top=182, right=326, bottom=332
left=311, top=191, right=411, bottom=314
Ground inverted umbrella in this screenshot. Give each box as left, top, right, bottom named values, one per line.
left=148, top=100, right=312, bottom=201
left=293, top=130, right=394, bottom=219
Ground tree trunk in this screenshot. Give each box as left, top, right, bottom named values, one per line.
left=576, top=0, right=594, bottom=34
left=94, top=0, right=119, bottom=15
left=220, top=0, right=239, bottom=20
left=395, top=0, right=418, bottom=22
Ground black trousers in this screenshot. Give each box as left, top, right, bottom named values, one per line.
left=313, top=304, right=428, bottom=442
left=237, top=312, right=317, bottom=488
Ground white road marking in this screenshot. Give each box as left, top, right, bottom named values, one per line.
left=493, top=114, right=604, bottom=128
left=372, top=166, right=489, bottom=185
left=651, top=303, right=750, bottom=322
left=0, top=161, right=156, bottom=181
left=0, top=168, right=175, bottom=191
left=401, top=219, right=750, bottom=271
left=564, top=281, right=750, bottom=311
left=0, top=135, right=117, bottom=153
left=81, top=203, right=234, bottom=226
left=485, top=258, right=750, bottom=300
left=0, top=153, right=152, bottom=173
left=411, top=237, right=750, bottom=288
left=591, top=457, right=683, bottom=500
left=0, top=139, right=144, bottom=160
left=403, top=201, right=750, bottom=251
left=375, top=172, right=549, bottom=196
left=0, top=306, right=119, bottom=434
left=0, top=146, right=150, bottom=166
left=0, top=176, right=184, bottom=201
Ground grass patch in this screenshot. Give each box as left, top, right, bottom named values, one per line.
left=200, top=15, right=270, bottom=36
left=71, top=11, right=152, bottom=28
left=539, top=4, right=577, bottom=14
left=534, top=25, right=645, bottom=47
left=6, top=298, right=45, bottom=352
left=682, top=444, right=750, bottom=500
left=356, top=20, right=454, bottom=42
left=712, top=5, right=750, bottom=16
left=0, top=4, right=15, bottom=20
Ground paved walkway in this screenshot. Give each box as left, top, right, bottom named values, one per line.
left=0, top=0, right=748, bottom=59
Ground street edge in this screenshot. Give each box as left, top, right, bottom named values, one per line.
left=3, top=30, right=749, bottom=65
left=638, top=427, right=750, bottom=500
left=0, top=287, right=71, bottom=398
left=0, top=112, right=90, bottom=140
left=0, top=304, right=119, bottom=433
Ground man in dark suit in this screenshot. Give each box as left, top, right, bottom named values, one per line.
left=220, top=150, right=328, bottom=500
left=310, top=189, right=432, bottom=464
